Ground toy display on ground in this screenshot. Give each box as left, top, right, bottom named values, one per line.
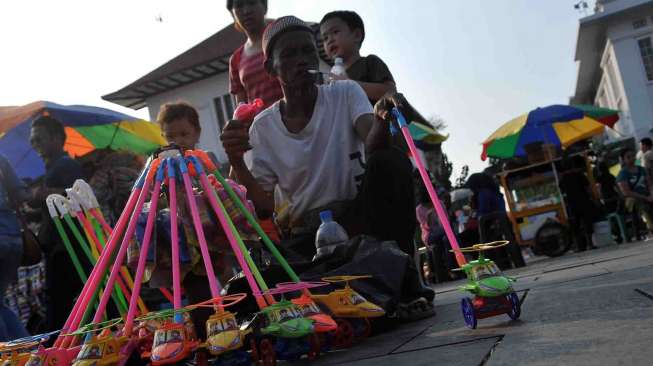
left=1, top=144, right=388, bottom=366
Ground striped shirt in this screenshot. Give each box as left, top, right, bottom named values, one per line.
left=229, top=45, right=283, bottom=111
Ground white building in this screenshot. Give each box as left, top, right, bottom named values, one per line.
left=572, top=0, right=653, bottom=141
left=103, top=23, right=328, bottom=163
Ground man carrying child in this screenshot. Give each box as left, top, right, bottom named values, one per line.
left=221, top=16, right=435, bottom=319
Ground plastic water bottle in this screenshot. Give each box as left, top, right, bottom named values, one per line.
left=313, top=210, right=349, bottom=261
left=330, top=57, right=347, bottom=79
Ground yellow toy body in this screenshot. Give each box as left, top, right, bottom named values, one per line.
left=72, top=334, right=128, bottom=366
left=202, top=311, right=251, bottom=356
left=311, top=276, right=385, bottom=318
left=1, top=348, right=33, bottom=366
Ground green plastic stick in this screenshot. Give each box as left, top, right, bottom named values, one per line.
left=52, top=216, right=108, bottom=321
left=62, top=214, right=128, bottom=314
left=53, top=217, right=88, bottom=283
left=211, top=169, right=301, bottom=282
left=206, top=179, right=270, bottom=293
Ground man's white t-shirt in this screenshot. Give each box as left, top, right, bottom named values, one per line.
left=244, top=80, right=373, bottom=229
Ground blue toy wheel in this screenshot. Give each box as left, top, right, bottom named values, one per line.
left=507, top=292, right=521, bottom=320
left=461, top=297, right=477, bottom=329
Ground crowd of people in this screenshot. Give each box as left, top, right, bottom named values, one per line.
left=2, top=0, right=653, bottom=344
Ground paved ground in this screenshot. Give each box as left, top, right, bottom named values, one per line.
left=305, top=240, right=653, bottom=366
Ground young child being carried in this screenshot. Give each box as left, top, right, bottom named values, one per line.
left=319, top=10, right=396, bottom=104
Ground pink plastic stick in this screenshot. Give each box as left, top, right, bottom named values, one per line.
left=399, top=122, right=467, bottom=267
left=56, top=187, right=141, bottom=347
left=76, top=212, right=133, bottom=301
left=168, top=171, right=183, bottom=312
left=179, top=164, right=221, bottom=298
left=197, top=172, right=267, bottom=309
left=90, top=175, right=153, bottom=324
left=124, top=175, right=162, bottom=335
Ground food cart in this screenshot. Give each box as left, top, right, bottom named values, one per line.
left=497, top=150, right=596, bottom=256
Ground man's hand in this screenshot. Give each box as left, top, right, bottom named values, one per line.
left=374, top=92, right=425, bottom=125
left=220, top=120, right=251, bottom=166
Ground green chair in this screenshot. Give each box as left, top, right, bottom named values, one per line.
left=606, top=212, right=628, bottom=243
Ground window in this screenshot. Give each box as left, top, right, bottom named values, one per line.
left=213, top=97, right=226, bottom=130
left=637, top=37, right=653, bottom=81
left=223, top=94, right=234, bottom=120
left=633, top=18, right=647, bottom=30
left=213, top=93, right=234, bottom=131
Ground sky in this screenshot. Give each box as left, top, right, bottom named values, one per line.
left=0, top=0, right=594, bottom=179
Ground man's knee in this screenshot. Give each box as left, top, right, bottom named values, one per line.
left=366, top=148, right=413, bottom=179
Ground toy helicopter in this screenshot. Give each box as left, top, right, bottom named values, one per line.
left=310, top=276, right=385, bottom=348
left=68, top=318, right=132, bottom=366
left=134, top=307, right=199, bottom=365
left=0, top=332, right=59, bottom=366
left=190, top=294, right=251, bottom=365
left=452, top=241, right=521, bottom=329
left=237, top=282, right=326, bottom=364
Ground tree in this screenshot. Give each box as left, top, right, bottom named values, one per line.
left=433, top=152, right=453, bottom=190
left=421, top=116, right=453, bottom=189
left=453, top=165, right=469, bottom=189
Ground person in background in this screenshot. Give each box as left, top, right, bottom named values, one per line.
left=558, top=156, right=598, bottom=252
left=617, top=148, right=653, bottom=236
left=640, top=137, right=653, bottom=181
left=89, top=151, right=144, bottom=225
left=227, top=0, right=284, bottom=245
left=28, top=115, right=86, bottom=331
left=228, top=0, right=283, bottom=111
left=595, top=161, right=620, bottom=214
left=416, top=185, right=456, bottom=283
left=466, top=172, right=525, bottom=268
left=319, top=11, right=396, bottom=104
left=0, top=155, right=30, bottom=341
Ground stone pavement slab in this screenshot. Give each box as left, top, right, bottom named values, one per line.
left=302, top=241, right=653, bottom=365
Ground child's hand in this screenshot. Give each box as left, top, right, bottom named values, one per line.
left=220, top=119, right=251, bottom=165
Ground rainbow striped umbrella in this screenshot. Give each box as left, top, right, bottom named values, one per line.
left=0, top=101, right=165, bottom=179
left=481, top=104, right=619, bottom=161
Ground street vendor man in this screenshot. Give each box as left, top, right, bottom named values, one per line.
left=221, top=16, right=435, bottom=317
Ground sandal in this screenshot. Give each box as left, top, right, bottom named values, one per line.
left=397, top=297, right=436, bottom=322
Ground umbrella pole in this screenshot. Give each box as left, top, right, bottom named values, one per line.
left=552, top=161, right=569, bottom=220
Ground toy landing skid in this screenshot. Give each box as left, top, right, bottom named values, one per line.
left=452, top=241, right=522, bottom=329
